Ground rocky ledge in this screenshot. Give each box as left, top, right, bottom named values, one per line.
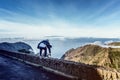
left=0, top=42, right=34, bottom=54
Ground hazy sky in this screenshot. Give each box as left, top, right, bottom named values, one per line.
left=0, top=0, right=120, bottom=38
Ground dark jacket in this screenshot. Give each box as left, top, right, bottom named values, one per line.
left=37, top=40, right=52, bottom=49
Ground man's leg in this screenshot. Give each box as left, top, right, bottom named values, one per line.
left=48, top=47, right=51, bottom=53
left=47, top=47, right=51, bottom=57
left=40, top=48, right=42, bottom=56
left=44, top=47, right=47, bottom=57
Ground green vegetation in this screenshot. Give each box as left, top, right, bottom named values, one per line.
left=108, top=51, right=120, bottom=70
left=108, top=42, right=120, bottom=46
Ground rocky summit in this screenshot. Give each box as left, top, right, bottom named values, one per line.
left=0, top=42, right=34, bottom=54
left=61, top=42, right=120, bottom=71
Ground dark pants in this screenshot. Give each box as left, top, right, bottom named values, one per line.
left=39, top=47, right=47, bottom=57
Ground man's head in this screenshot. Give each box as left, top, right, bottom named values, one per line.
left=46, top=39, right=49, bottom=42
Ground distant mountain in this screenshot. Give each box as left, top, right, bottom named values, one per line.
left=108, top=42, right=120, bottom=46
left=0, top=42, right=34, bottom=54
left=61, top=42, right=120, bottom=71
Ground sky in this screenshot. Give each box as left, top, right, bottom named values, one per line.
left=0, top=0, right=120, bottom=38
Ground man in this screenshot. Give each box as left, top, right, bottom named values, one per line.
left=37, top=39, right=52, bottom=57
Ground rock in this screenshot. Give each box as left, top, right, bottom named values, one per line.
left=0, top=42, right=34, bottom=54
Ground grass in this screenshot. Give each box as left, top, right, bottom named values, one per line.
left=108, top=51, right=120, bottom=69
left=109, top=42, right=120, bottom=46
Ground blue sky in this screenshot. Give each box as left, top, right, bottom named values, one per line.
left=0, top=0, right=120, bottom=38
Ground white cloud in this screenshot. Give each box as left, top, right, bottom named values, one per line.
left=0, top=20, right=120, bottom=38
left=0, top=8, right=18, bottom=16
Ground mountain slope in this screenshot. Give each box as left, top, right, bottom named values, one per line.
left=61, top=42, right=120, bottom=71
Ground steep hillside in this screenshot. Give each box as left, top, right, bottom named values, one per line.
left=61, top=42, right=120, bottom=71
